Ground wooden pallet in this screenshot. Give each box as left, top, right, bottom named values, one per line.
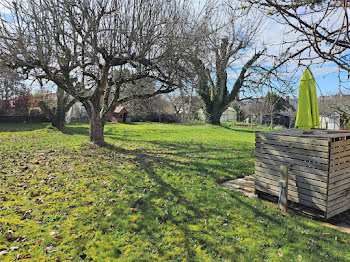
left=255, top=129, right=350, bottom=219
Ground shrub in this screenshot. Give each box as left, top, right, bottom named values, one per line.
left=10, top=95, right=29, bottom=115
left=130, top=112, right=179, bottom=123
left=0, top=100, right=10, bottom=115
left=346, top=122, right=350, bottom=130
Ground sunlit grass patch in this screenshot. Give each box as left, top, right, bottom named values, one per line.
left=0, top=122, right=349, bottom=261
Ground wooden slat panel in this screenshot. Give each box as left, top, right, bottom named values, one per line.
left=255, top=171, right=327, bottom=200
left=326, top=203, right=350, bottom=219
left=255, top=158, right=328, bottom=178
left=329, top=181, right=350, bottom=196
left=331, top=149, right=350, bottom=160
left=254, top=183, right=327, bottom=211
left=255, top=151, right=328, bottom=171
left=254, top=184, right=326, bottom=210
left=255, top=166, right=327, bottom=193
left=256, top=146, right=328, bottom=164
left=255, top=159, right=327, bottom=182
left=330, top=155, right=350, bottom=165
left=255, top=137, right=329, bottom=153
left=329, top=169, right=350, bottom=183
left=331, top=144, right=350, bottom=154
left=328, top=188, right=350, bottom=202
left=327, top=193, right=350, bottom=210
left=257, top=133, right=329, bottom=146
left=327, top=197, right=350, bottom=213
left=329, top=175, right=350, bottom=190
left=329, top=161, right=350, bottom=172
left=256, top=142, right=329, bottom=159
left=331, top=139, right=350, bottom=148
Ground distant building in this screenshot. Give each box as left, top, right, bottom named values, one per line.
left=262, top=112, right=294, bottom=128
left=198, top=107, right=237, bottom=123
left=319, top=113, right=341, bottom=130
left=108, top=106, right=130, bottom=123
left=220, top=107, right=237, bottom=122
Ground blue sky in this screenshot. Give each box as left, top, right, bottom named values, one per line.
left=258, top=13, right=350, bottom=98
left=309, top=67, right=350, bottom=96
left=2, top=4, right=349, bottom=99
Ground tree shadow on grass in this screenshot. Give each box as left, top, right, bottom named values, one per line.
left=0, top=122, right=50, bottom=132
left=76, top=139, right=348, bottom=261
left=220, top=124, right=263, bottom=134
left=105, top=135, right=255, bottom=182
left=100, top=141, right=285, bottom=259
left=63, top=125, right=90, bottom=136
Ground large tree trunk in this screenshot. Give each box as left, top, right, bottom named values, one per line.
left=206, top=115, right=221, bottom=125
left=82, top=101, right=92, bottom=121
left=205, top=107, right=224, bottom=125
left=89, top=104, right=105, bottom=145
left=54, top=88, right=65, bottom=130
left=38, top=87, right=70, bottom=131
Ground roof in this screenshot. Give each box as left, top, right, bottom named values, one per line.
left=114, top=106, right=128, bottom=113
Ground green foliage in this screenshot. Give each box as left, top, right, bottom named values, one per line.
left=345, top=121, right=350, bottom=130
left=340, top=113, right=350, bottom=128
left=265, top=92, right=286, bottom=113
left=193, top=40, right=262, bottom=125
left=0, top=123, right=349, bottom=261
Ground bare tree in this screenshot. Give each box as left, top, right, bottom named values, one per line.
left=319, top=93, right=350, bottom=116
left=0, top=0, right=189, bottom=145
left=245, top=98, right=267, bottom=124
left=188, top=2, right=265, bottom=124
left=0, top=66, right=25, bottom=101
left=167, top=86, right=200, bottom=122
left=247, top=0, right=350, bottom=72
left=37, top=86, right=77, bottom=130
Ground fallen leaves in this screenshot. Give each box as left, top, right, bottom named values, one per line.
left=46, top=245, right=58, bottom=253
left=17, top=253, right=30, bottom=259
left=3, top=230, right=26, bottom=242
left=0, top=250, right=9, bottom=256
left=49, top=231, right=59, bottom=236
left=10, top=246, right=19, bottom=251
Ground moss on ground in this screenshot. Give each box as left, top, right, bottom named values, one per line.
left=0, top=122, right=349, bottom=261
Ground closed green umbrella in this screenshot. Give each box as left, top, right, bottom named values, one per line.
left=295, top=68, right=320, bottom=129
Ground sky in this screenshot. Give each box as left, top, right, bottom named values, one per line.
left=1, top=1, right=349, bottom=98
left=257, top=9, right=350, bottom=98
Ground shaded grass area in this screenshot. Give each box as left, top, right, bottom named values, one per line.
left=0, top=122, right=349, bottom=261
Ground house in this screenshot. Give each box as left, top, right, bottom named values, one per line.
left=108, top=106, right=130, bottom=123
left=262, top=112, right=294, bottom=128
left=220, top=107, right=237, bottom=122
left=319, top=113, right=341, bottom=130
left=318, top=94, right=348, bottom=130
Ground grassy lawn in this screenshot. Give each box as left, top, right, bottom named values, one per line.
left=0, top=122, right=349, bottom=261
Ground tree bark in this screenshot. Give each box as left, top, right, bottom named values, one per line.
left=54, top=88, right=65, bottom=130
left=38, top=88, right=75, bottom=131
left=205, top=108, right=224, bottom=125
left=206, top=115, right=221, bottom=125
left=82, top=101, right=92, bottom=121
left=89, top=104, right=105, bottom=145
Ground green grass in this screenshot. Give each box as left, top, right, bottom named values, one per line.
left=0, top=122, right=349, bottom=261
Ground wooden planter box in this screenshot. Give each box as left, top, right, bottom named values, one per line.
left=255, top=129, right=350, bottom=219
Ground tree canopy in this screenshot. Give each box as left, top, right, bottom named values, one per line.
left=246, top=0, right=350, bottom=72
left=0, top=0, right=191, bottom=144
